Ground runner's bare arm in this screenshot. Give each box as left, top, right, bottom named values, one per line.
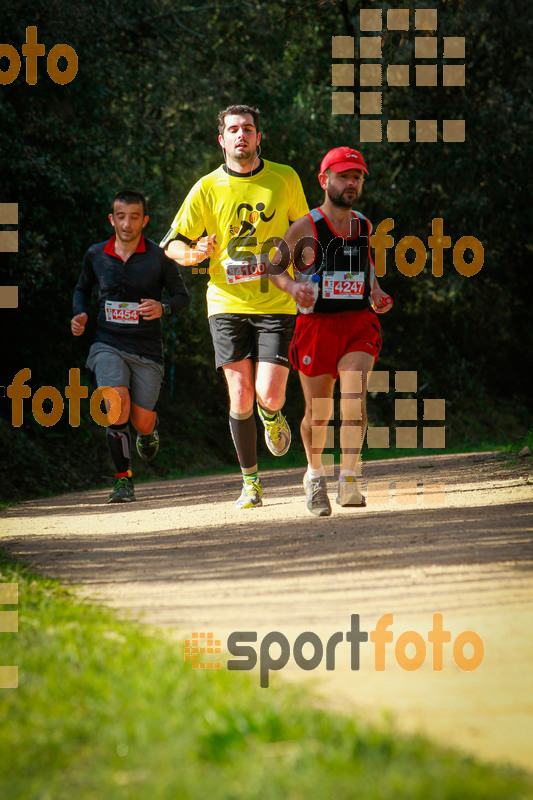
left=269, top=217, right=318, bottom=308
left=370, top=281, right=393, bottom=313
left=368, top=222, right=393, bottom=313
left=165, top=235, right=217, bottom=267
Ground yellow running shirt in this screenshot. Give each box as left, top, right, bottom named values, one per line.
left=166, top=160, right=308, bottom=316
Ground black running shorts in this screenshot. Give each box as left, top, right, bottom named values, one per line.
left=208, top=313, right=295, bottom=371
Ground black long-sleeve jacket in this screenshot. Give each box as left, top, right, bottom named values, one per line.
left=73, top=235, right=190, bottom=363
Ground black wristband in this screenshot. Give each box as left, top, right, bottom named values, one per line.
left=162, top=302, right=171, bottom=317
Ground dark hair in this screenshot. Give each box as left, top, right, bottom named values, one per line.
left=217, top=105, right=261, bottom=136
left=111, top=190, right=147, bottom=217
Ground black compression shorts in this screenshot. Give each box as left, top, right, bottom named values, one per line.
left=208, top=313, right=295, bottom=371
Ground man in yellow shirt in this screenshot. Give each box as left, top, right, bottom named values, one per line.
left=162, top=104, right=308, bottom=508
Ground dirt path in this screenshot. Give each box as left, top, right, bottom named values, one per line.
left=1, top=452, right=532, bottom=770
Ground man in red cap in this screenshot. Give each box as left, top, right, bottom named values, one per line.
left=269, top=147, right=392, bottom=516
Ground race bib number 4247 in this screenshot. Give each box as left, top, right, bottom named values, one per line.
left=322, top=271, right=365, bottom=300
left=105, top=300, right=139, bottom=323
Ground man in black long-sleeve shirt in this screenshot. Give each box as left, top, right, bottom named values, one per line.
left=71, top=190, right=190, bottom=502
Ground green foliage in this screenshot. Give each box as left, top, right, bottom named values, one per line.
left=2, top=554, right=532, bottom=799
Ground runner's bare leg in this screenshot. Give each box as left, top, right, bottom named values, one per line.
left=255, top=361, right=289, bottom=413
left=222, top=359, right=255, bottom=414
left=338, top=351, right=375, bottom=475
left=298, top=373, right=335, bottom=471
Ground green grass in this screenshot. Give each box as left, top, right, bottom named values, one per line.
left=1, top=556, right=532, bottom=800
left=503, top=428, right=533, bottom=455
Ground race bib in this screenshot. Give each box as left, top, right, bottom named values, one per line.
left=322, top=271, right=365, bottom=300
left=105, top=300, right=139, bottom=324
left=223, top=256, right=269, bottom=285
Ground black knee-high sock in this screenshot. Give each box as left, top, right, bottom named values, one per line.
left=106, top=423, right=131, bottom=476
left=229, top=409, right=258, bottom=476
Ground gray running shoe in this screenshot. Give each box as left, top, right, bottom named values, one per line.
left=235, top=478, right=263, bottom=509
left=136, top=428, right=159, bottom=462
left=303, top=473, right=332, bottom=517
left=257, top=406, right=291, bottom=456
left=108, top=476, right=136, bottom=503
left=336, top=475, right=366, bottom=507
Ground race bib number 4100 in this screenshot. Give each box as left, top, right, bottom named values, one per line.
left=105, top=300, right=139, bottom=324
left=223, top=257, right=269, bottom=285
left=322, top=271, right=365, bottom=300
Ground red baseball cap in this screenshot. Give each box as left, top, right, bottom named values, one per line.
left=320, top=147, right=369, bottom=175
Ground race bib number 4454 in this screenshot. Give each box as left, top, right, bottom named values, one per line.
left=105, top=300, right=139, bottom=323
left=322, top=271, right=365, bottom=300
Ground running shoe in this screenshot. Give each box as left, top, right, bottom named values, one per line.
left=336, top=475, right=366, bottom=507
left=303, top=473, right=332, bottom=517
left=136, top=428, right=159, bottom=462
left=257, top=405, right=291, bottom=456
left=108, top=476, right=136, bottom=503
left=235, top=477, right=263, bottom=509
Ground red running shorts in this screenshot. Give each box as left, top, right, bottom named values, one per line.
left=289, top=308, right=382, bottom=378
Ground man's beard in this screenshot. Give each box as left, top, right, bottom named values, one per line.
left=231, top=146, right=257, bottom=166
left=326, top=186, right=358, bottom=208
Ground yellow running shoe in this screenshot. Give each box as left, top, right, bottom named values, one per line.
left=257, top=405, right=291, bottom=456
left=235, top=477, right=263, bottom=509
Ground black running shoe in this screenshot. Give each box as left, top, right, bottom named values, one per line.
left=136, top=428, right=159, bottom=462
left=108, top=476, right=136, bottom=503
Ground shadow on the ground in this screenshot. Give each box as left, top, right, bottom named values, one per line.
left=1, top=454, right=531, bottom=599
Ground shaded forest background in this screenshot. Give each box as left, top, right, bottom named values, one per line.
left=1, top=0, right=531, bottom=501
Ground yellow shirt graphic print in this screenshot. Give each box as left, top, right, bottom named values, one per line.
left=168, top=160, right=308, bottom=316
